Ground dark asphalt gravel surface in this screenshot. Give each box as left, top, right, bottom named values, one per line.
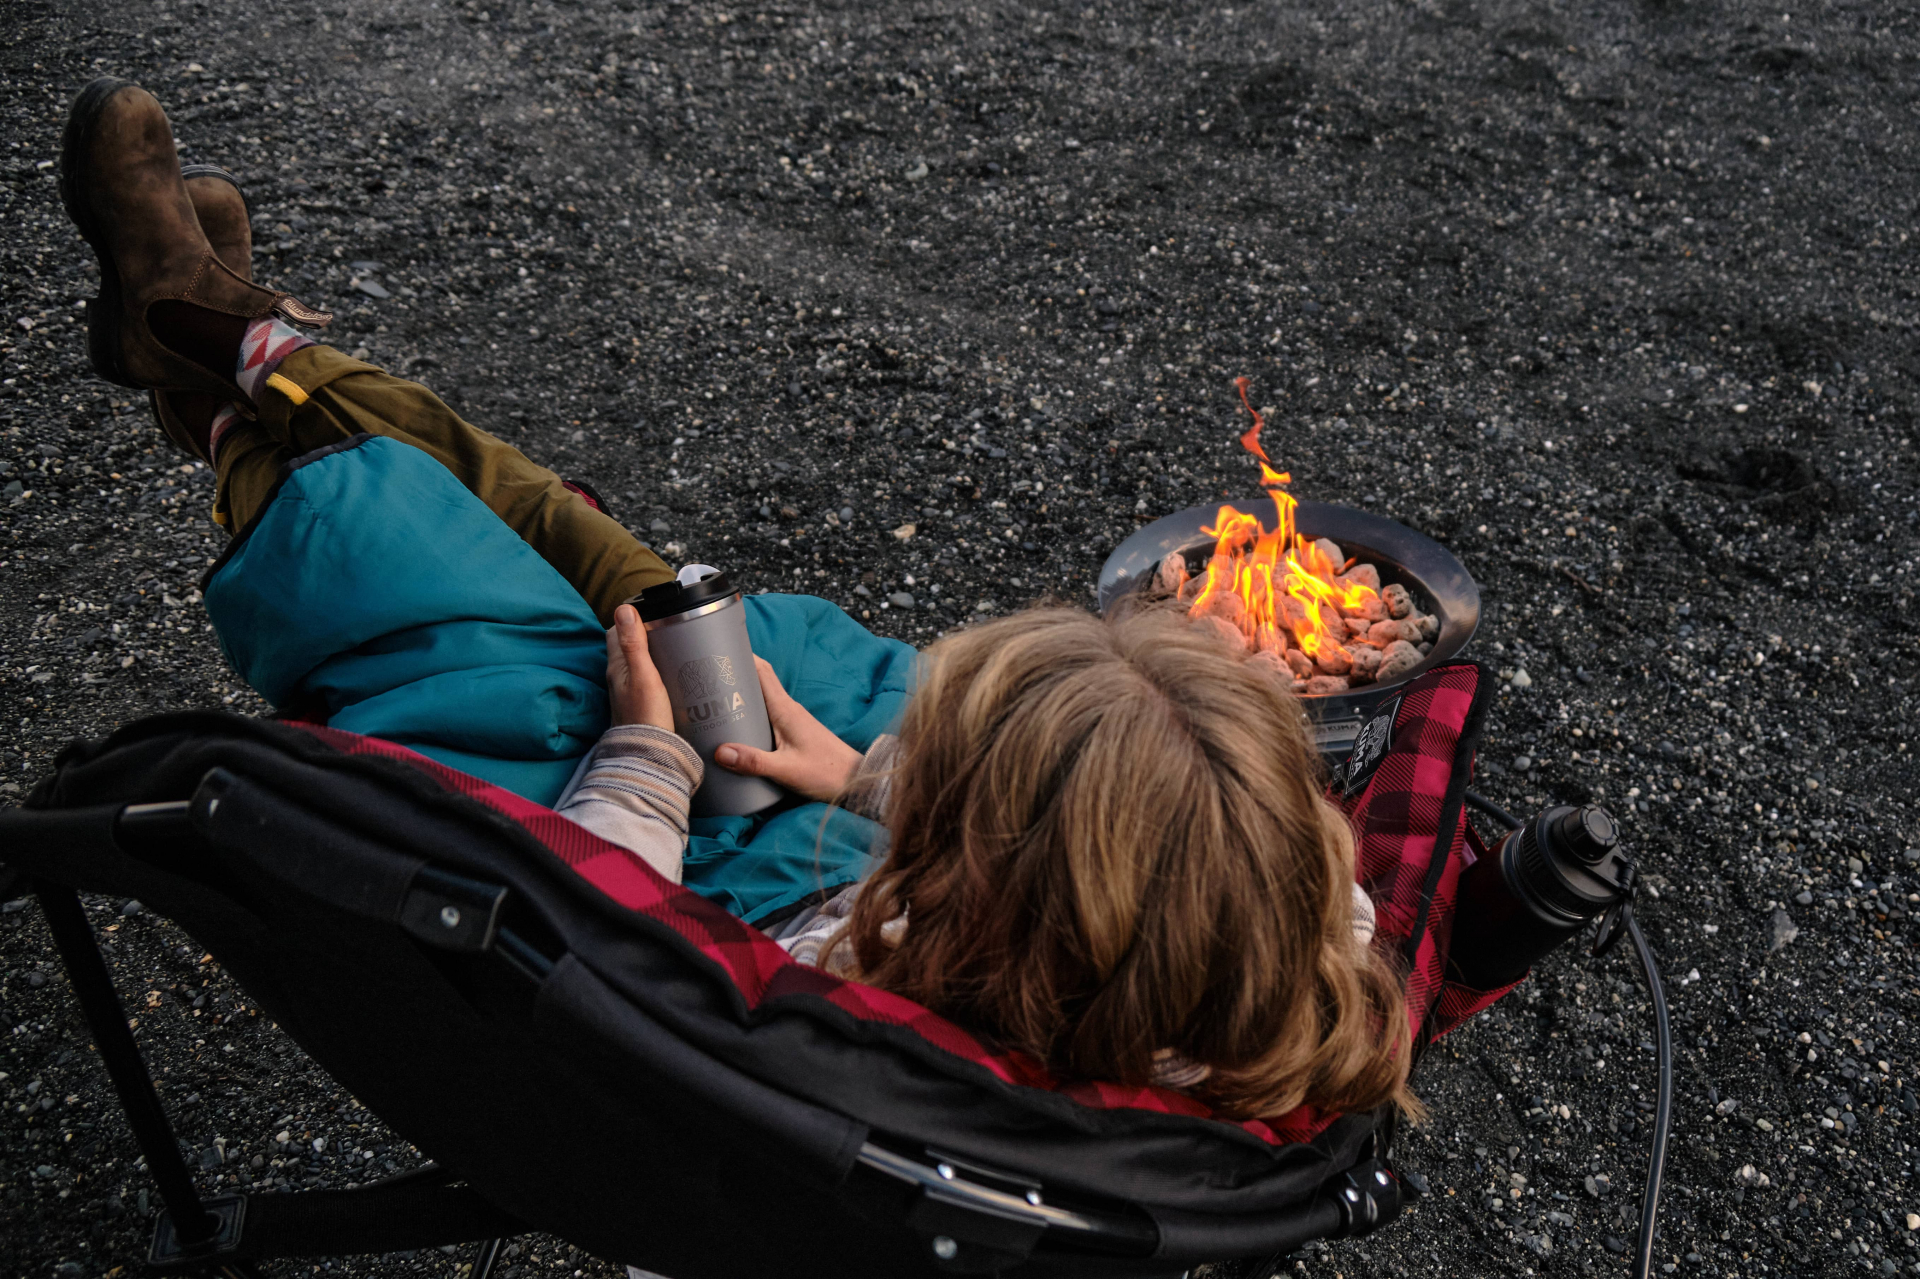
left=3, top=0, right=1919, bottom=1275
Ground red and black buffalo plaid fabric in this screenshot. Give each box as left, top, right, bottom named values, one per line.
left=1332, top=662, right=1515, bottom=1044
left=291, top=659, right=1512, bottom=1147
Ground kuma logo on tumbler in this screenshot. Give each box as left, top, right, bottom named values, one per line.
left=677, top=655, right=748, bottom=729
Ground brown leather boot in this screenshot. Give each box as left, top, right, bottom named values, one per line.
left=150, top=165, right=255, bottom=461
left=59, top=78, right=330, bottom=402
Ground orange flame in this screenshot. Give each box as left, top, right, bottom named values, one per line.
left=1187, top=381, right=1380, bottom=662
left=1234, top=376, right=1271, bottom=463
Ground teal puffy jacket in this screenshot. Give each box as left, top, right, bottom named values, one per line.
left=205, top=435, right=916, bottom=924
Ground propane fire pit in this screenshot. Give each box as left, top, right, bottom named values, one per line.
left=1097, top=499, right=1480, bottom=759
left=1093, top=380, right=1481, bottom=758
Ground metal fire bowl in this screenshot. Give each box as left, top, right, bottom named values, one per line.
left=1097, top=500, right=1481, bottom=759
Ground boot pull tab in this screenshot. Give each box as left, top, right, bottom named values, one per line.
left=273, top=295, right=334, bottom=327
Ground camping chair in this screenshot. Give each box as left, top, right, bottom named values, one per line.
left=0, top=709, right=1437, bottom=1278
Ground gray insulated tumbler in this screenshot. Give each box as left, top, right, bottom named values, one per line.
left=630, top=565, right=784, bottom=817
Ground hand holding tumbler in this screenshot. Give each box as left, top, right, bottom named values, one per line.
left=629, top=566, right=784, bottom=817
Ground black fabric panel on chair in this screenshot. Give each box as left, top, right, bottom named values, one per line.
left=1147, top=1197, right=1347, bottom=1260
left=194, top=768, right=424, bottom=928
left=238, top=1174, right=523, bottom=1257
left=0, top=805, right=123, bottom=870
left=536, top=954, right=867, bottom=1180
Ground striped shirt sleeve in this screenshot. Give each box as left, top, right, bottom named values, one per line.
left=554, top=725, right=703, bottom=884
left=841, top=733, right=900, bottom=824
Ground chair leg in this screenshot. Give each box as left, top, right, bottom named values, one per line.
left=35, top=882, right=220, bottom=1245
left=472, top=1237, right=506, bottom=1279
left=35, top=882, right=526, bottom=1268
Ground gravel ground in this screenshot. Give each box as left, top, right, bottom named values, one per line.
left=3, top=0, right=1918, bottom=1275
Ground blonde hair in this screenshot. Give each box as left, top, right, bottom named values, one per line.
left=842, top=604, right=1417, bottom=1121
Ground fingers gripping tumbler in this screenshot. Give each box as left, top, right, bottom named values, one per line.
left=629, top=566, right=784, bottom=817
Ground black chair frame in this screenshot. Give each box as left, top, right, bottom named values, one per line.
left=0, top=716, right=1412, bottom=1278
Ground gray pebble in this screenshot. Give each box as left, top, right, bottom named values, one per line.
left=887, top=592, right=914, bottom=609
left=839, top=506, right=854, bottom=523
left=121, top=899, right=143, bottom=917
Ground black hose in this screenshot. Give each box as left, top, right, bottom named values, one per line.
left=1458, top=788, right=1672, bottom=1278
left=1463, top=789, right=1521, bottom=831
left=1624, top=909, right=1673, bottom=1279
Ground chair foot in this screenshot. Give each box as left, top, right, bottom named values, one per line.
left=149, top=1194, right=247, bottom=1271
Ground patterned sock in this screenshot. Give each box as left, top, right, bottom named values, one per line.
left=207, top=403, right=243, bottom=467
left=235, top=317, right=315, bottom=403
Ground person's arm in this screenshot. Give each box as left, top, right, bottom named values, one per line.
left=557, top=603, right=699, bottom=881
left=776, top=882, right=862, bottom=969
left=711, top=657, right=867, bottom=803
left=1351, top=881, right=1378, bottom=947
left=841, top=734, right=901, bottom=824
left=592, top=602, right=897, bottom=854
left=555, top=726, right=702, bottom=883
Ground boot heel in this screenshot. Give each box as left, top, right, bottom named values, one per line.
left=85, top=297, right=139, bottom=390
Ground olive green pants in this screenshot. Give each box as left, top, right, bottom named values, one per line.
left=209, top=345, right=671, bottom=624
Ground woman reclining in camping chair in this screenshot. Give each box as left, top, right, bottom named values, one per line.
left=61, top=78, right=1415, bottom=1126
